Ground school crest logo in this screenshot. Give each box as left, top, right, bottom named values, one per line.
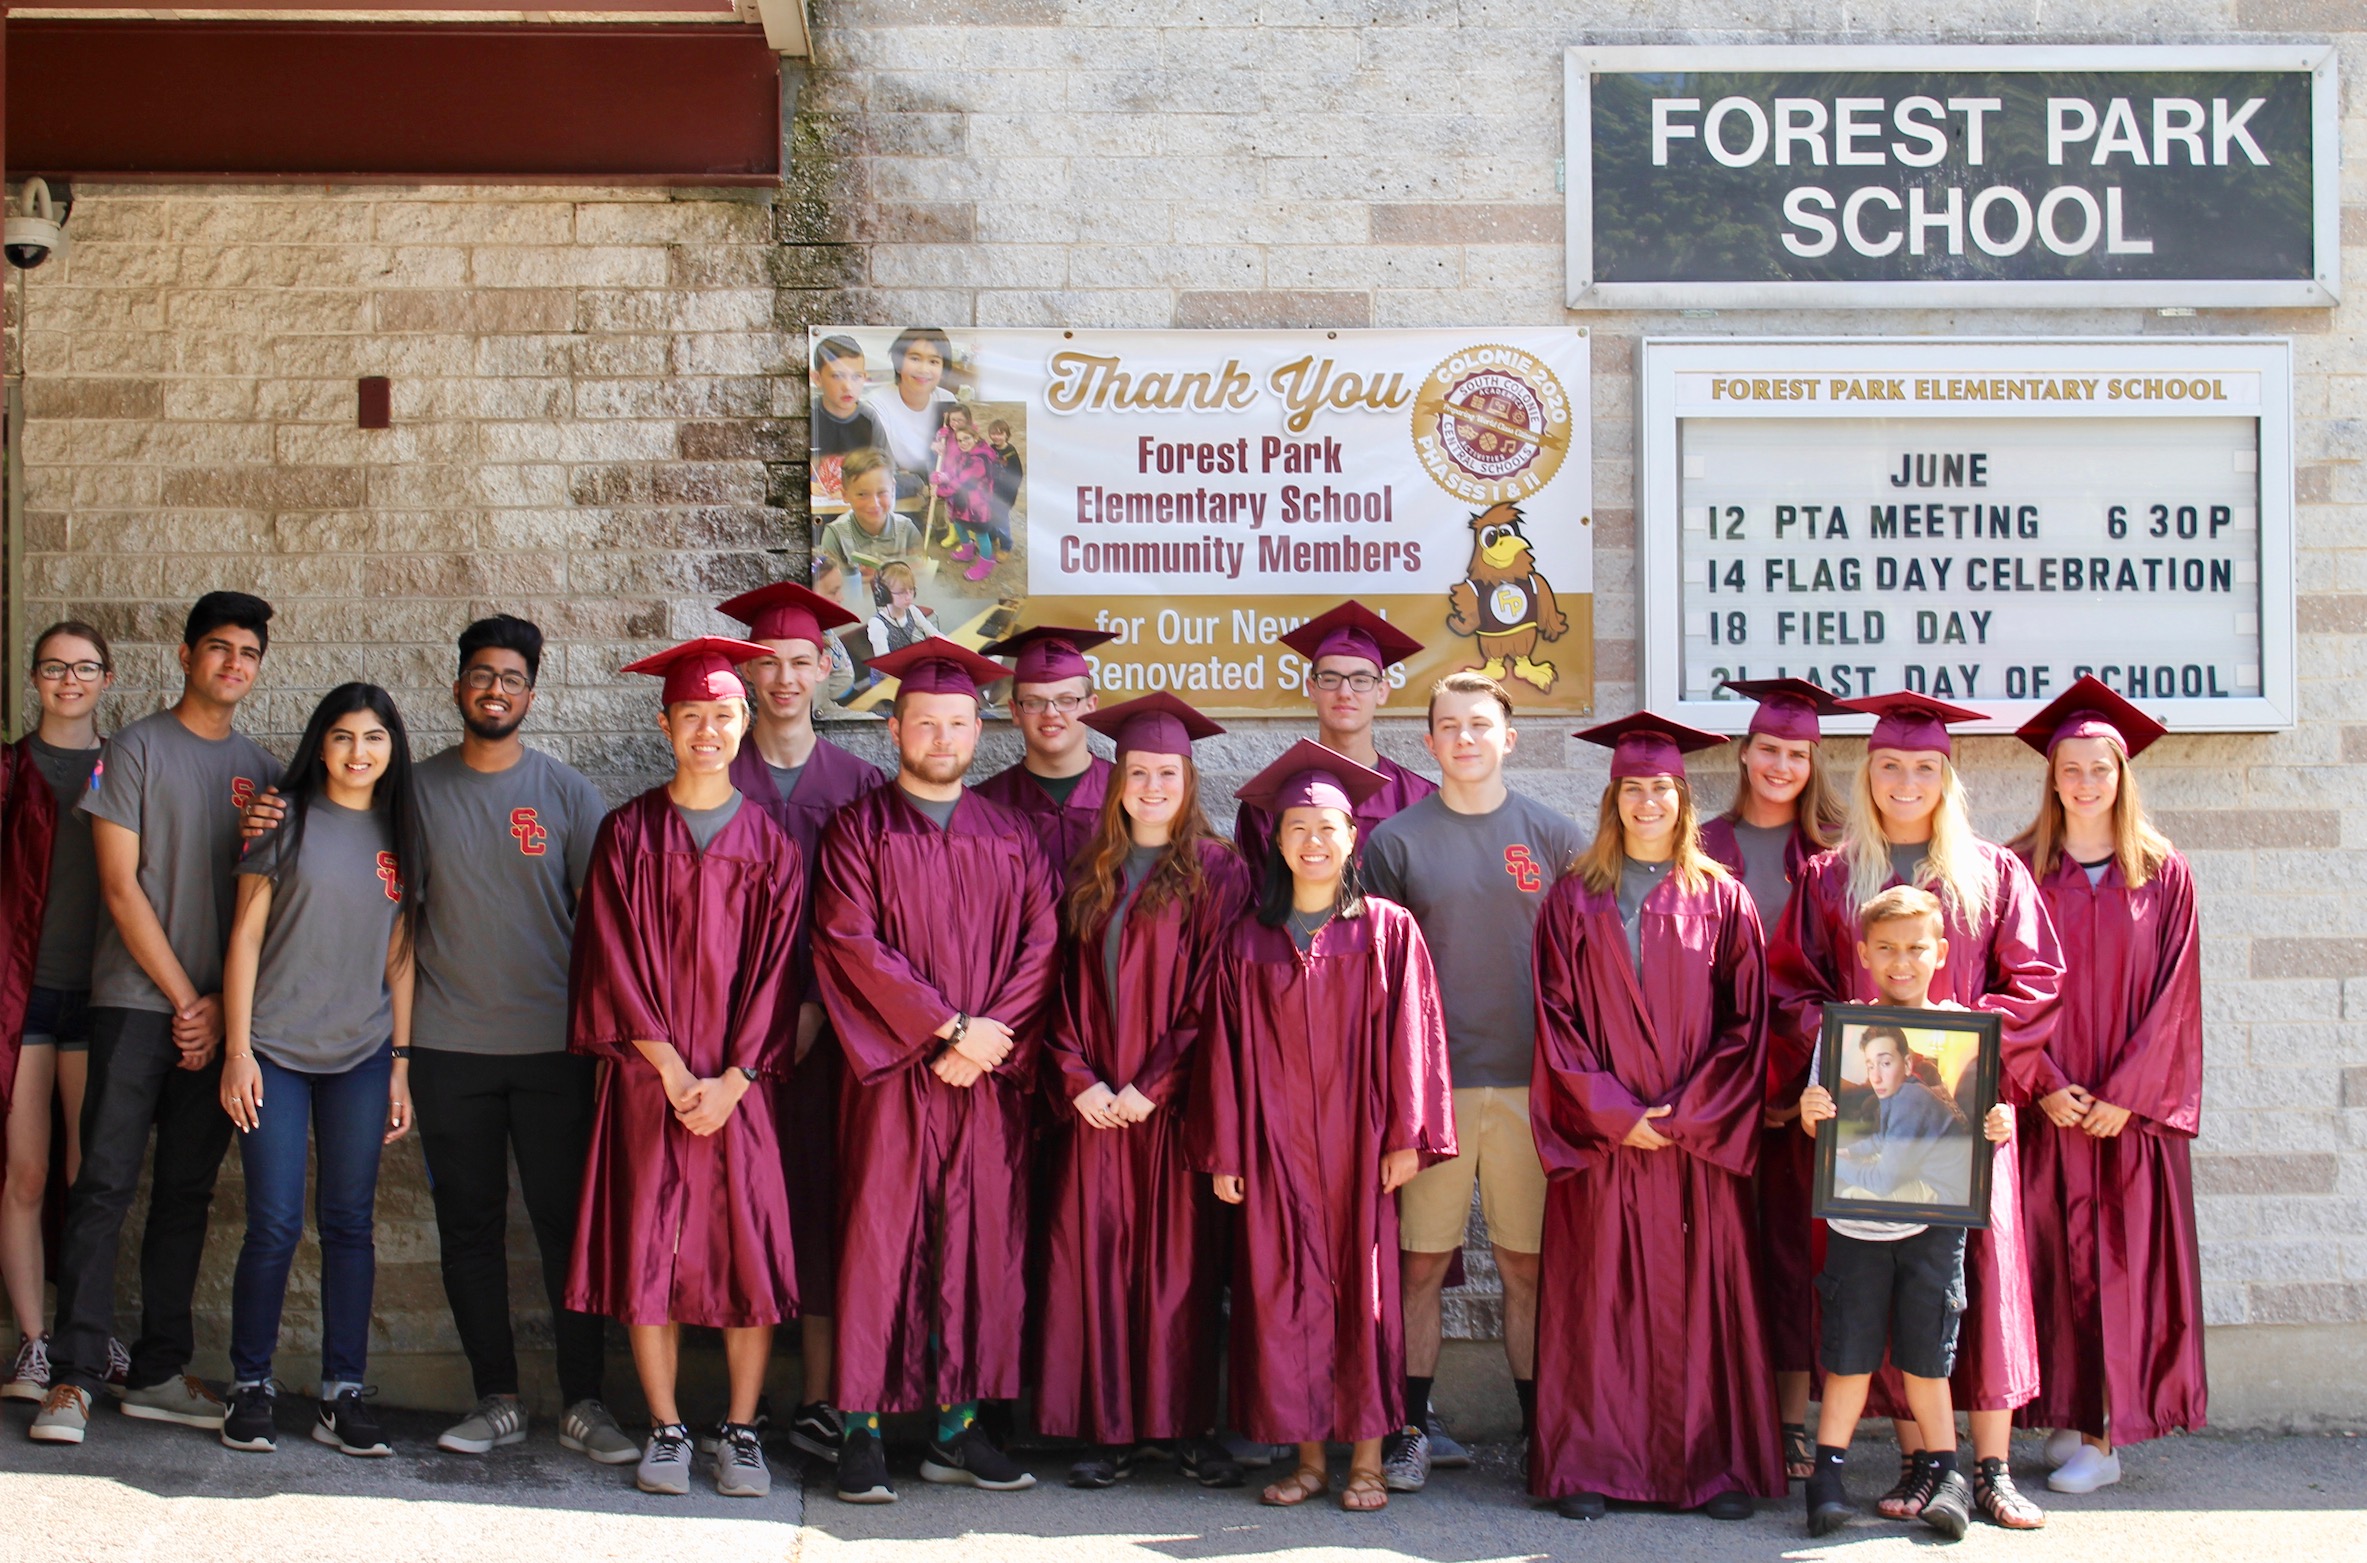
left=1412, top=344, right=1573, bottom=506
left=375, top=851, right=403, bottom=902
left=510, top=806, right=548, bottom=857
left=230, top=776, right=256, bottom=811
left=1503, top=843, right=1544, bottom=893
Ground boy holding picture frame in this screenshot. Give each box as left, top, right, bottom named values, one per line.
left=1798, top=886, right=2012, bottom=1542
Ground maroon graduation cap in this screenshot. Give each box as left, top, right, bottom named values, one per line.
left=1719, top=676, right=1854, bottom=744
left=1574, top=711, right=1728, bottom=779
left=979, top=624, right=1117, bottom=685
left=1277, top=600, right=1424, bottom=671
left=1083, top=691, right=1225, bottom=759
left=866, top=637, right=1012, bottom=701
left=1843, top=691, right=1989, bottom=756
left=714, top=581, right=860, bottom=649
left=1234, top=738, right=1388, bottom=815
left=2014, top=675, right=2167, bottom=760
left=621, top=637, right=774, bottom=704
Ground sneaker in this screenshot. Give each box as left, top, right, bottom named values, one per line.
left=314, top=1386, right=392, bottom=1456
left=789, top=1400, right=843, bottom=1464
left=103, top=1338, right=131, bottom=1393
left=28, top=1383, right=92, bottom=1444
left=1425, top=1412, right=1472, bottom=1469
left=437, top=1394, right=527, bottom=1454
left=120, top=1374, right=227, bottom=1430
left=219, top=1382, right=278, bottom=1453
left=715, top=1421, right=771, bottom=1498
left=1380, top=1425, right=1431, bottom=1493
left=2042, top=1428, right=2085, bottom=1470
left=698, top=1395, right=775, bottom=1454
left=1218, top=1430, right=1276, bottom=1470
left=1067, top=1453, right=1122, bottom=1489
left=1973, top=1458, right=2048, bottom=1529
left=837, top=1426, right=896, bottom=1503
left=3, top=1335, right=51, bottom=1403
left=1555, top=1490, right=1609, bottom=1521
left=1923, top=1468, right=1974, bottom=1539
left=560, top=1399, right=641, bottom=1466
left=637, top=1423, right=695, bottom=1495
left=1178, top=1434, right=1246, bottom=1489
left=919, top=1424, right=1036, bottom=1491
left=2048, top=1444, right=2121, bottom=1494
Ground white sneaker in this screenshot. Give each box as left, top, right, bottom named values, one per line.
left=2047, top=1445, right=2121, bottom=1494
left=2042, top=1428, right=2085, bottom=1469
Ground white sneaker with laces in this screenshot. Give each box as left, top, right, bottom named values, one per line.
left=3, top=1335, right=51, bottom=1403
left=2047, top=1445, right=2121, bottom=1494
left=2042, top=1428, right=2085, bottom=1469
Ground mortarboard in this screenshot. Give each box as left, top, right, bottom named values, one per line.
left=714, top=581, right=860, bottom=649
left=1574, top=711, right=1728, bottom=780
left=1082, top=691, right=1225, bottom=759
left=867, top=637, right=1011, bottom=701
left=621, top=637, right=773, bottom=705
left=2014, top=675, right=2166, bottom=760
left=1719, top=676, right=1853, bottom=744
left=1844, top=691, right=1989, bottom=756
left=1277, top=600, right=1424, bottom=671
left=979, top=624, right=1117, bottom=686
left=1233, top=738, right=1388, bottom=816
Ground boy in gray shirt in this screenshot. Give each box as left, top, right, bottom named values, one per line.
left=35, top=592, right=278, bottom=1445
left=1361, top=671, right=1584, bottom=1491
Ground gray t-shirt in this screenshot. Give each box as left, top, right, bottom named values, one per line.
left=1891, top=841, right=1926, bottom=886
left=900, top=786, right=959, bottom=830
left=29, top=737, right=105, bottom=990
left=1728, top=819, right=1795, bottom=928
left=2077, top=856, right=2110, bottom=886
left=766, top=761, right=805, bottom=802
left=1363, top=789, right=1586, bottom=1088
left=675, top=791, right=744, bottom=854
left=239, top=797, right=400, bottom=1073
left=410, top=745, right=607, bottom=1056
left=1102, top=844, right=1162, bottom=1001
left=1616, top=856, right=1673, bottom=970
left=80, top=710, right=280, bottom=1015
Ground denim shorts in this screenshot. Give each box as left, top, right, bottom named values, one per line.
left=19, top=986, right=92, bottom=1053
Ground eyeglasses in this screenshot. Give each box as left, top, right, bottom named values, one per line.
left=34, top=660, right=107, bottom=683
left=462, top=668, right=532, bottom=694
left=1309, top=671, right=1385, bottom=693
left=1012, top=694, right=1089, bottom=716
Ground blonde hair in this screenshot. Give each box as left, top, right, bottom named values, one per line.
left=878, top=560, right=917, bottom=592
left=1844, top=754, right=1993, bottom=929
left=1857, top=884, right=1945, bottom=938
left=2007, top=745, right=2173, bottom=888
left=1573, top=774, right=1726, bottom=896
left=1723, top=733, right=1845, bottom=851
left=840, top=447, right=892, bottom=491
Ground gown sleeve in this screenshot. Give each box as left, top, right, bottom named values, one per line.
left=810, top=809, right=959, bottom=1084
left=1529, top=882, right=1650, bottom=1168
left=1980, top=847, right=2069, bottom=1105
left=723, top=828, right=806, bottom=1079
left=980, top=832, right=1064, bottom=1084
left=1183, top=939, right=1246, bottom=1179
left=567, top=809, right=671, bottom=1063
left=2099, top=853, right=2205, bottom=1136
left=1043, top=907, right=1107, bottom=1103
left=1765, top=859, right=1845, bottom=1107
left=1656, top=879, right=1770, bottom=1178
left=1380, top=906, right=1457, bottom=1165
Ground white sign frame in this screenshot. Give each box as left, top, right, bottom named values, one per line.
left=1637, top=336, right=2297, bottom=734
left=1565, top=44, right=2342, bottom=310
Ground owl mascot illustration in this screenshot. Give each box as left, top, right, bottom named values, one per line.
left=1444, top=502, right=1569, bottom=692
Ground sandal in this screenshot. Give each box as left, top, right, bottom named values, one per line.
left=1877, top=1452, right=1936, bottom=1519
left=1974, top=1458, right=2048, bottom=1529
left=1783, top=1422, right=1815, bottom=1482
left=1340, top=1466, right=1389, bottom=1512
left=1259, top=1465, right=1328, bottom=1507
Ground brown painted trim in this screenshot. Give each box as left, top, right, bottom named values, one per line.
left=5, top=21, right=781, bottom=183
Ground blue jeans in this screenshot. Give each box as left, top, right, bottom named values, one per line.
left=229, top=1044, right=392, bottom=1386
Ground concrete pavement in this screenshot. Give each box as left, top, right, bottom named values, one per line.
left=0, top=1394, right=2358, bottom=1563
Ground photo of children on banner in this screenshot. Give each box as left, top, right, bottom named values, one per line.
left=1808, top=1004, right=2003, bottom=1229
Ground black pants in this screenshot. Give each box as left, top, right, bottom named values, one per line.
left=52, top=1007, right=235, bottom=1392
left=410, top=1047, right=604, bottom=1407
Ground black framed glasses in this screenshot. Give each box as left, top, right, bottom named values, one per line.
left=462, top=668, right=532, bottom=694
left=1309, top=670, right=1384, bottom=693
left=1012, top=694, right=1089, bottom=715
left=33, top=660, right=107, bottom=682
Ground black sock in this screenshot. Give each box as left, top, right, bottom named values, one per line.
left=1928, top=1449, right=1958, bottom=1475
left=1404, top=1375, right=1433, bottom=1432
left=1514, top=1378, right=1536, bottom=1441
left=1817, top=1443, right=1849, bottom=1470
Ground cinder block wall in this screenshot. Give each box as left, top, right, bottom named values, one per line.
left=8, top=2, right=2366, bottom=1428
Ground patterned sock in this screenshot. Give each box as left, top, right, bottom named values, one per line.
left=936, top=1401, right=978, bottom=1444
left=846, top=1410, right=881, bottom=1436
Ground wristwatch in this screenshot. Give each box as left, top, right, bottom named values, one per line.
left=948, top=1013, right=970, bottom=1046
left=736, top=1065, right=759, bottom=1083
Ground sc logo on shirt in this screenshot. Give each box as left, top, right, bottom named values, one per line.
left=376, top=851, right=404, bottom=902
left=231, top=777, right=257, bottom=811
left=1503, top=844, right=1544, bottom=893
left=510, top=807, right=548, bottom=856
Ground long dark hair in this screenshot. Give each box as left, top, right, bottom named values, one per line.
left=1253, top=816, right=1369, bottom=928
left=271, top=683, right=424, bottom=957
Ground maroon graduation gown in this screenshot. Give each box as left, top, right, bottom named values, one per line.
left=564, top=788, right=804, bottom=1329
left=1528, top=866, right=1783, bottom=1506
left=972, top=754, right=1113, bottom=880
left=1230, top=750, right=1435, bottom=864
left=1701, top=814, right=1824, bottom=1376
left=729, top=735, right=886, bottom=1307
left=1768, top=842, right=2063, bottom=1411
left=1035, top=841, right=1255, bottom=1444
left=810, top=785, right=1062, bottom=1411
left=1185, top=899, right=1455, bottom=1445
left=2014, top=848, right=2207, bottom=1443
left=0, top=738, right=61, bottom=1112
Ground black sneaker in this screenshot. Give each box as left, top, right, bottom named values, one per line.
left=1178, top=1434, right=1246, bottom=1489
left=1698, top=1488, right=1755, bottom=1521
left=789, top=1400, right=843, bottom=1464
left=313, top=1386, right=392, bottom=1457
left=220, top=1381, right=279, bottom=1453
left=919, top=1424, right=1037, bottom=1491
left=837, top=1426, right=896, bottom=1504
left=1068, top=1452, right=1122, bottom=1489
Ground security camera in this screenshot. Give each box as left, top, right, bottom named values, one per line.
left=6, top=178, right=72, bottom=270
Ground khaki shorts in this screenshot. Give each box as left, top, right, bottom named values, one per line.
left=1397, top=1085, right=1546, bottom=1255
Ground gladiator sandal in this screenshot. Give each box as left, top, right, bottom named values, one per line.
left=1783, top=1422, right=1815, bottom=1482
left=1876, top=1451, right=1939, bottom=1519
left=1974, top=1458, right=2048, bottom=1529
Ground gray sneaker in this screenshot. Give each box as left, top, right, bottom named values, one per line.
left=1381, top=1425, right=1431, bottom=1493
left=1426, top=1412, right=1472, bottom=1469
left=29, top=1384, right=92, bottom=1444
left=715, top=1422, right=771, bottom=1498
left=438, top=1394, right=528, bottom=1454
left=637, top=1423, right=695, bottom=1495
left=120, top=1374, right=226, bottom=1430
left=561, top=1399, right=641, bottom=1466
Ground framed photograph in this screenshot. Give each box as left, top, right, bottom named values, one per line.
left=1812, top=1003, right=2002, bottom=1229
